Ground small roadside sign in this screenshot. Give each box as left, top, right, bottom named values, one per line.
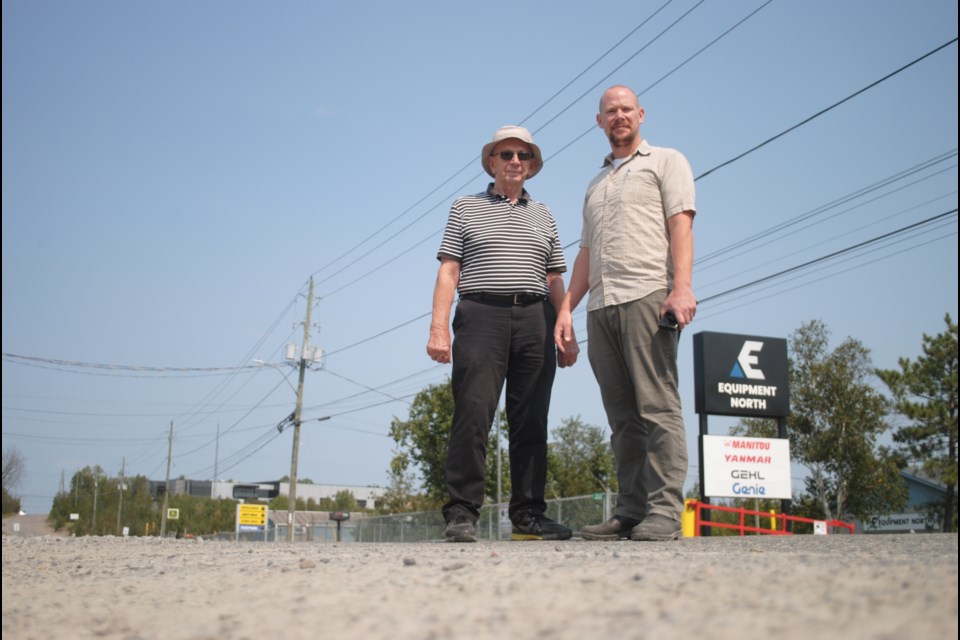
left=235, top=503, right=269, bottom=541
left=238, top=504, right=267, bottom=529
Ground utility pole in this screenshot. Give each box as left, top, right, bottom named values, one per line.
left=213, top=423, right=220, bottom=488
left=117, top=457, right=126, bottom=536
left=287, top=276, right=314, bottom=542
left=92, top=470, right=99, bottom=534
left=160, top=421, right=173, bottom=539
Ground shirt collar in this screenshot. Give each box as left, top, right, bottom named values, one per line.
left=486, top=182, right=530, bottom=203
left=602, top=139, right=652, bottom=167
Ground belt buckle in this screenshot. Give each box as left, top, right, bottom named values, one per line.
left=513, top=293, right=522, bottom=305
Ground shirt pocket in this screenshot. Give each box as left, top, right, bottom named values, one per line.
left=619, top=167, right=663, bottom=215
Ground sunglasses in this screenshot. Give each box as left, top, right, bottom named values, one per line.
left=492, top=150, right=534, bottom=162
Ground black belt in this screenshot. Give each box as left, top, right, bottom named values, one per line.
left=461, top=292, right=547, bottom=305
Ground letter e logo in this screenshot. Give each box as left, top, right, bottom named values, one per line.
left=731, top=341, right=765, bottom=380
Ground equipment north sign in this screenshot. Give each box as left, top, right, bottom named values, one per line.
left=693, top=331, right=790, bottom=418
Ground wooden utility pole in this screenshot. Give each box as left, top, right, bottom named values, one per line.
left=92, top=471, right=99, bottom=533
left=287, top=277, right=314, bottom=542
left=116, top=457, right=126, bottom=535
left=160, top=421, right=173, bottom=538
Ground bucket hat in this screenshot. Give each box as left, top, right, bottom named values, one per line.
left=481, top=125, right=543, bottom=179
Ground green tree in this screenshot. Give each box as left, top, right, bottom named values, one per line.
left=377, top=451, right=440, bottom=514
left=48, top=466, right=109, bottom=535
left=388, top=378, right=510, bottom=510
left=269, top=494, right=307, bottom=512
left=2, top=446, right=25, bottom=514
left=785, top=320, right=906, bottom=521
left=166, top=494, right=239, bottom=537
left=389, top=379, right=456, bottom=506
left=333, top=489, right=357, bottom=510
left=877, top=313, right=958, bottom=532
left=730, top=417, right=779, bottom=439
left=546, top=416, right=616, bottom=498
left=118, top=475, right=157, bottom=535
left=378, top=451, right=419, bottom=513
left=48, top=467, right=240, bottom=537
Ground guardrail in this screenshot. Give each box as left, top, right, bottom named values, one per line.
left=685, top=500, right=855, bottom=536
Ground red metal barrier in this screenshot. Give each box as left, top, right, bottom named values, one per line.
left=688, top=500, right=855, bottom=536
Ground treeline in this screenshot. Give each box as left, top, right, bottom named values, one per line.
left=47, top=467, right=366, bottom=537
left=48, top=467, right=237, bottom=537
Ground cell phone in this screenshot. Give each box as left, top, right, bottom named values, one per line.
left=658, top=311, right=678, bottom=331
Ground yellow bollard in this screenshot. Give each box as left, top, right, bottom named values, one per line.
left=681, top=499, right=697, bottom=538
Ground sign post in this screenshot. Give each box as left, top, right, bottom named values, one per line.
left=693, top=331, right=791, bottom=535
left=329, top=511, right=350, bottom=542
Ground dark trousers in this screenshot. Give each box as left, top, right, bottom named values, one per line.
left=442, top=297, right=557, bottom=523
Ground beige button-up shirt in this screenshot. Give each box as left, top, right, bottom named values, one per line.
left=581, top=139, right=696, bottom=311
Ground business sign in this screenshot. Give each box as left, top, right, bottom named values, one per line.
left=863, top=512, right=939, bottom=533
left=702, top=435, right=792, bottom=499
left=236, top=503, right=268, bottom=532
left=693, top=332, right=790, bottom=418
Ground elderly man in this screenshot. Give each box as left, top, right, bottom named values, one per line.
left=555, top=86, right=697, bottom=541
left=428, top=126, right=574, bottom=542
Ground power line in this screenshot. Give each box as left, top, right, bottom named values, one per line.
left=314, top=33, right=954, bottom=308
left=324, top=312, right=431, bottom=357
left=517, top=0, right=676, bottom=126
left=697, top=150, right=958, bottom=266
left=700, top=229, right=957, bottom=321
left=697, top=187, right=957, bottom=292
left=694, top=37, right=958, bottom=181
left=530, top=0, right=710, bottom=136
left=697, top=209, right=957, bottom=305
left=311, top=0, right=766, bottom=299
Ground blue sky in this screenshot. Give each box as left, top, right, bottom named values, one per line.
left=3, top=0, right=957, bottom=515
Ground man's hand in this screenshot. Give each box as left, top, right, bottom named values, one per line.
left=557, top=339, right=580, bottom=367
left=554, top=310, right=579, bottom=367
left=662, top=286, right=697, bottom=329
left=426, top=326, right=452, bottom=363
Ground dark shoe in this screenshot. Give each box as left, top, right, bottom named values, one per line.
left=630, top=513, right=681, bottom=541
left=511, top=511, right=572, bottom=541
left=580, top=515, right=641, bottom=541
left=444, top=515, right=477, bottom=543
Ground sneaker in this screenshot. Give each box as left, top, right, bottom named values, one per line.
left=444, top=515, right=477, bottom=543
left=630, top=513, right=681, bottom=541
left=511, top=511, right=572, bottom=541
left=580, top=515, right=641, bottom=541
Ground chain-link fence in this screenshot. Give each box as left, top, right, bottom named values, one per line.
left=211, top=493, right=614, bottom=543
left=355, top=493, right=612, bottom=542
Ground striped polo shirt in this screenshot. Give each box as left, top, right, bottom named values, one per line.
left=438, top=184, right=567, bottom=295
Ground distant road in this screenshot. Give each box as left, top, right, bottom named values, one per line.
left=1, top=514, right=63, bottom=537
